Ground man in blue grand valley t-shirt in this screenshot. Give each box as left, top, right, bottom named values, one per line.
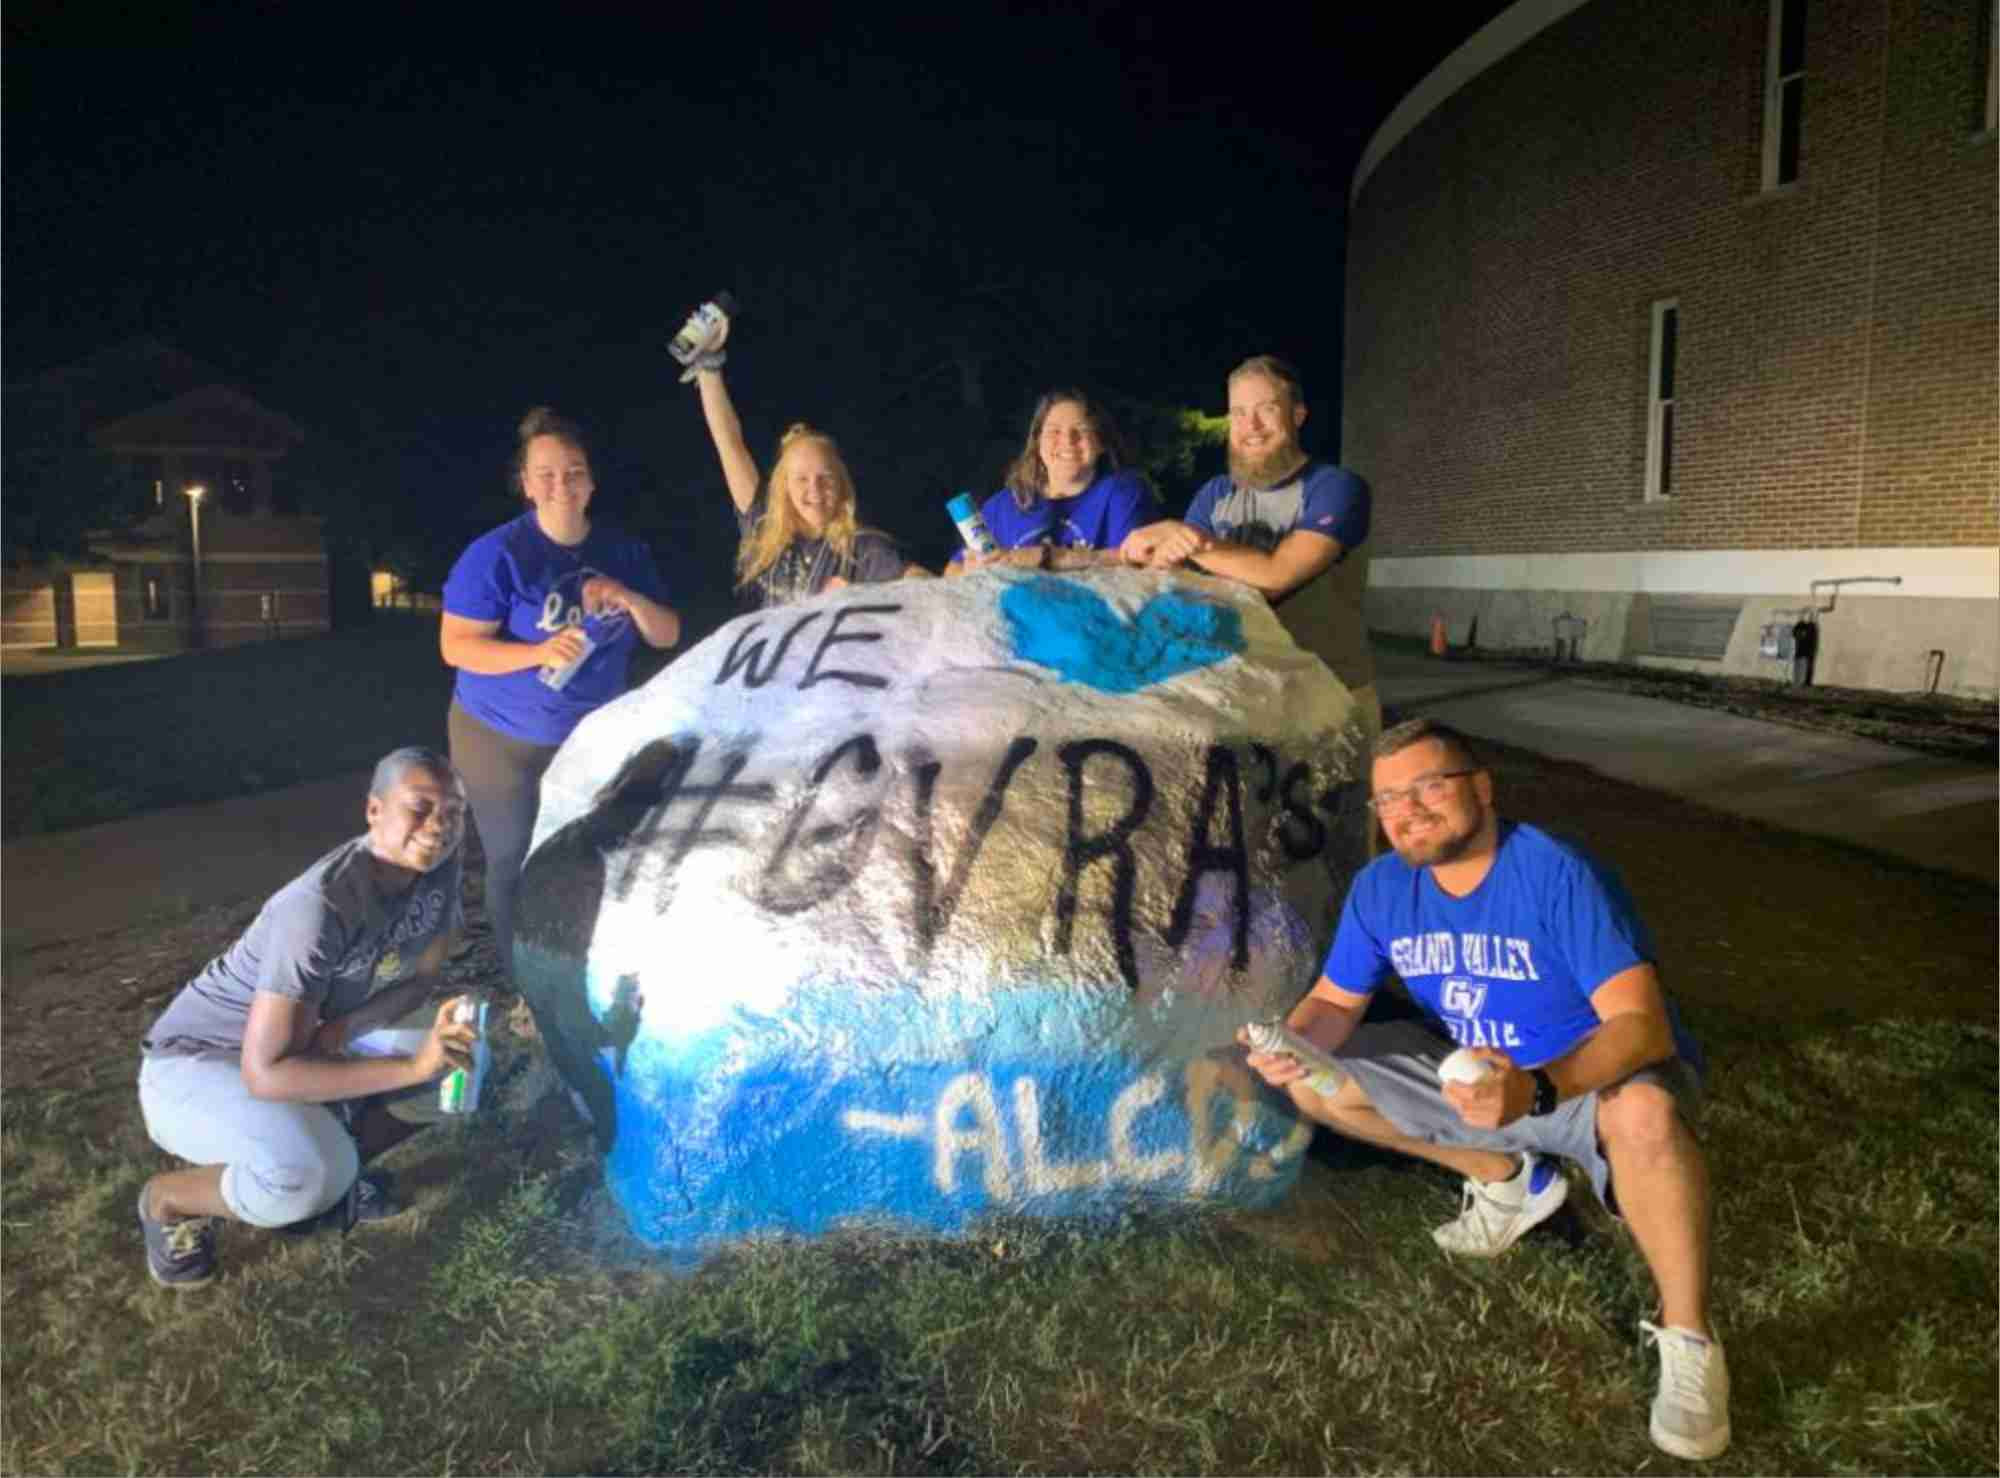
left=1244, top=718, right=1730, bottom=1463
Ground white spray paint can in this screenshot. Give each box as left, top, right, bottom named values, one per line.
left=438, top=1000, right=490, bottom=1115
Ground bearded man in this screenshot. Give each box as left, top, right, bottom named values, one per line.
left=1120, top=355, right=1378, bottom=740
left=1243, top=718, right=1729, bottom=1461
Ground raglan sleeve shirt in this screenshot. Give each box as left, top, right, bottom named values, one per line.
left=1298, top=464, right=1370, bottom=553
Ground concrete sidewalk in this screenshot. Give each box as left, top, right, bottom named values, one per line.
left=4, top=647, right=1991, bottom=958
left=1374, top=649, right=1996, bottom=886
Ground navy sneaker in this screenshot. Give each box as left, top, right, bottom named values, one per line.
left=346, top=1170, right=406, bottom=1227
left=278, top=1171, right=406, bottom=1237
left=137, top=1188, right=218, bottom=1289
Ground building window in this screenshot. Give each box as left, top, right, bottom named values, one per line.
left=142, top=570, right=168, bottom=621
left=1645, top=300, right=1679, bottom=502
left=1763, top=0, right=1806, bottom=188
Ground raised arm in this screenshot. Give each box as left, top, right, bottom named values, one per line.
left=694, top=361, right=762, bottom=515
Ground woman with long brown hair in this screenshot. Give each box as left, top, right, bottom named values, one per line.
left=946, top=388, right=1156, bottom=574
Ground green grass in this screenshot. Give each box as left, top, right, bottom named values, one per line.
left=1, top=616, right=456, bottom=838
left=0, top=600, right=736, bottom=840
left=4, top=639, right=1994, bottom=1473
left=3, top=1004, right=1993, bottom=1476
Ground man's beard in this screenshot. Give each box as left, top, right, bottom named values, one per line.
left=1228, top=439, right=1308, bottom=490
left=1387, top=804, right=1485, bottom=870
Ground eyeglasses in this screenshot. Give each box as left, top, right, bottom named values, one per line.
left=1366, top=769, right=1480, bottom=816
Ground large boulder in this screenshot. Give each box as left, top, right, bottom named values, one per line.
left=514, top=569, right=1368, bottom=1257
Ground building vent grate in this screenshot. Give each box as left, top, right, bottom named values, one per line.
left=1642, top=599, right=1742, bottom=660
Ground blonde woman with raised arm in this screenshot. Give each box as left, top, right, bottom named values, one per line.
left=691, top=317, right=919, bottom=607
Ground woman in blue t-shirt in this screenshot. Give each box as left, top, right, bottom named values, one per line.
left=691, top=317, right=916, bottom=608
left=946, top=389, right=1156, bottom=575
left=440, top=407, right=681, bottom=981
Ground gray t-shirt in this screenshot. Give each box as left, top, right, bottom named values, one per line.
left=736, top=495, right=906, bottom=608
left=143, top=837, right=463, bottom=1057
left=1184, top=461, right=1375, bottom=693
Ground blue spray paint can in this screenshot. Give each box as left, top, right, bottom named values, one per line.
left=947, top=493, right=998, bottom=558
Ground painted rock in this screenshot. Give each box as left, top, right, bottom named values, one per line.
left=514, top=569, right=1369, bottom=1258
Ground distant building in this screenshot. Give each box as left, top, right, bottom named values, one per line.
left=1344, top=0, right=1997, bottom=696
left=2, top=340, right=330, bottom=652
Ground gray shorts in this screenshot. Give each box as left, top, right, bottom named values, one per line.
left=1334, top=1018, right=1703, bottom=1212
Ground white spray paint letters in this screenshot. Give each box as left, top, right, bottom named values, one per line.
left=842, top=1062, right=1313, bottom=1198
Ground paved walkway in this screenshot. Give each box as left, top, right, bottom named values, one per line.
left=0, top=647, right=172, bottom=678
left=1375, top=649, right=1995, bottom=886
left=4, top=647, right=1991, bottom=958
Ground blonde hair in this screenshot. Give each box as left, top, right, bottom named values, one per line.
left=735, top=423, right=862, bottom=588
left=1227, top=355, right=1305, bottom=410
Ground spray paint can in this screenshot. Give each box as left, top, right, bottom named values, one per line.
left=537, top=627, right=598, bottom=691
left=438, top=999, right=490, bottom=1115
left=668, top=290, right=739, bottom=371
left=946, top=492, right=998, bottom=558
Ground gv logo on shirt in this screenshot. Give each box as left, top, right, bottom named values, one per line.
left=1441, top=978, right=1487, bottom=1017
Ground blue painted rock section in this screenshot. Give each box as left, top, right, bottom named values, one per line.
left=514, top=570, right=1369, bottom=1258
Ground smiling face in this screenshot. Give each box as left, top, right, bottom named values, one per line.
left=781, top=440, right=847, bottom=535
left=1037, top=400, right=1102, bottom=497
left=520, top=434, right=594, bottom=527
left=366, top=765, right=468, bottom=875
left=1370, top=737, right=1494, bottom=871
left=1226, top=371, right=1308, bottom=489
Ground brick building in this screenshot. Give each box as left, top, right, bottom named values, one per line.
left=2, top=341, right=329, bottom=652
left=1344, top=0, right=1997, bottom=696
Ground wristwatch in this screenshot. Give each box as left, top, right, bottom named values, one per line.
left=1528, top=1067, right=1559, bottom=1117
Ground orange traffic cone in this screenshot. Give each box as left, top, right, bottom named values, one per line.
left=1429, top=614, right=1448, bottom=657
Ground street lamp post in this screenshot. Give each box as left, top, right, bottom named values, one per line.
left=184, top=484, right=206, bottom=650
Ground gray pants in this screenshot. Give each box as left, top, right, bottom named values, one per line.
left=1335, top=1017, right=1703, bottom=1211
left=139, top=1052, right=358, bottom=1227
left=449, top=701, right=560, bottom=983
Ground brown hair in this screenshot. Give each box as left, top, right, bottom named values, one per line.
left=735, top=423, right=862, bottom=589
left=1004, top=388, right=1129, bottom=511
left=1227, top=355, right=1306, bottom=410
left=1372, top=717, right=1483, bottom=771
left=513, top=406, right=592, bottom=492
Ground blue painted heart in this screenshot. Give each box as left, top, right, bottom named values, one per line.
left=1000, top=577, right=1245, bottom=693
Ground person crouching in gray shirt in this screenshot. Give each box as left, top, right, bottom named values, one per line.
left=134, top=747, right=480, bottom=1289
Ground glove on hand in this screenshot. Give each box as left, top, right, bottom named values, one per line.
left=680, top=349, right=727, bottom=384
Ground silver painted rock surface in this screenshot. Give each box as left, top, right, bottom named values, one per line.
left=514, top=569, right=1368, bottom=1258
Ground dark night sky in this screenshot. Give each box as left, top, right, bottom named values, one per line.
left=4, top=4, right=1509, bottom=590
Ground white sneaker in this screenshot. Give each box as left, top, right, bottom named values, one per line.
left=1431, top=1152, right=1568, bottom=1257
left=1641, top=1321, right=1731, bottom=1460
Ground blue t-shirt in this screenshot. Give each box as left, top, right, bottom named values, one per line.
left=1183, top=461, right=1369, bottom=552
left=443, top=511, right=668, bottom=746
left=954, top=469, right=1155, bottom=561
left=1326, top=821, right=1702, bottom=1071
